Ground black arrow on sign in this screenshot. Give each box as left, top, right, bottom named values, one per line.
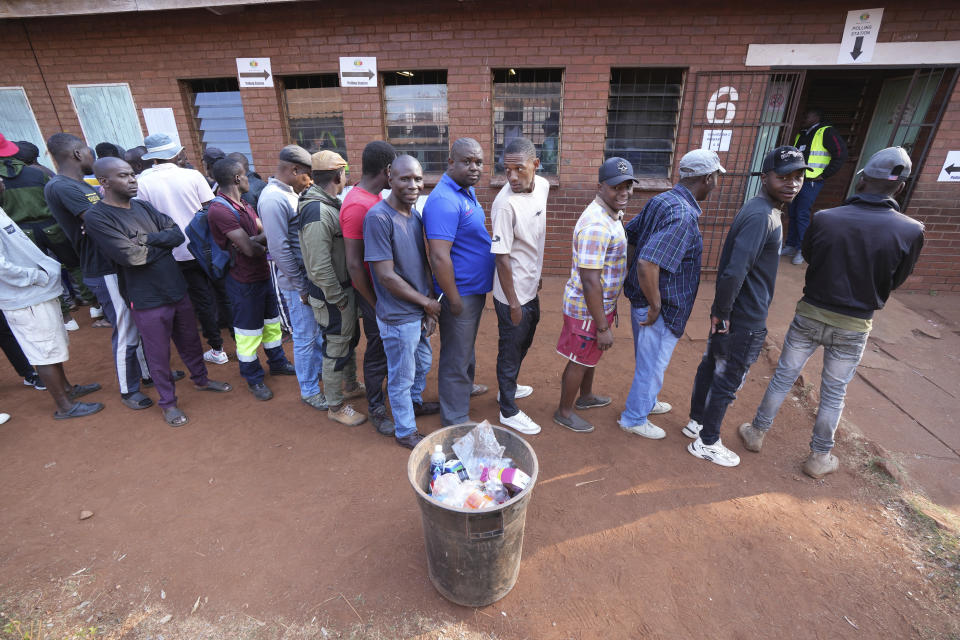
left=946, top=164, right=960, bottom=174
left=850, top=36, right=864, bottom=60
left=239, top=70, right=270, bottom=80
left=342, top=70, right=375, bottom=80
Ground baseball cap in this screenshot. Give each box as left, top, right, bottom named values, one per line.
left=860, top=147, right=911, bottom=181
left=142, top=133, right=183, bottom=161
left=0, top=133, right=20, bottom=157
left=202, top=146, right=226, bottom=163
left=678, top=149, right=726, bottom=178
left=599, top=157, right=637, bottom=186
left=278, top=145, right=312, bottom=168
left=311, top=150, right=347, bottom=171
left=761, top=146, right=810, bottom=175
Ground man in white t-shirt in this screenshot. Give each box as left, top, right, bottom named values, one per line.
left=137, top=133, right=230, bottom=366
left=490, top=137, right=549, bottom=435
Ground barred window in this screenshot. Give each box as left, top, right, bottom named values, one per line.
left=282, top=74, right=348, bottom=160
left=383, top=70, right=448, bottom=174
left=605, top=69, right=685, bottom=178
left=492, top=68, right=563, bottom=175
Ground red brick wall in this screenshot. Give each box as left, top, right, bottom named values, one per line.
left=2, top=1, right=958, bottom=288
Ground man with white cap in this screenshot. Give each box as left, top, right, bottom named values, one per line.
left=136, top=133, right=230, bottom=366
left=738, top=147, right=923, bottom=479
left=618, top=149, right=724, bottom=440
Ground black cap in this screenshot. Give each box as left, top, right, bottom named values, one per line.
left=599, top=157, right=637, bottom=186
left=202, top=146, right=226, bottom=163
left=761, top=146, right=810, bottom=175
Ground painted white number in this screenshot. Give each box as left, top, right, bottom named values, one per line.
left=707, top=86, right=738, bottom=124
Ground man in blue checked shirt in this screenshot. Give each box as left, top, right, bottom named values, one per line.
left=618, top=149, right=725, bottom=440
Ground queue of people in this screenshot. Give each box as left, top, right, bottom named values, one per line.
left=0, top=127, right=924, bottom=473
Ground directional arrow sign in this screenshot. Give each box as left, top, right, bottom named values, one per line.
left=236, top=57, right=273, bottom=88
left=341, top=70, right=375, bottom=80
left=838, top=9, right=883, bottom=64
left=938, top=152, right=960, bottom=182
left=339, top=57, right=377, bottom=87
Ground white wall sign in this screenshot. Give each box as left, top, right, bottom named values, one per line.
left=339, top=57, right=377, bottom=87
left=701, top=130, right=733, bottom=152
left=142, top=108, right=180, bottom=145
left=838, top=8, right=884, bottom=64
left=938, top=151, right=960, bottom=182
left=236, top=57, right=273, bottom=88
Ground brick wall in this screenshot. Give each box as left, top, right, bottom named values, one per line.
left=1, top=0, right=958, bottom=288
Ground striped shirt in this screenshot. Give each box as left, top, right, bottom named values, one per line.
left=623, top=183, right=703, bottom=338
left=562, top=197, right=627, bottom=321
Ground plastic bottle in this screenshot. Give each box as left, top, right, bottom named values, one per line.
left=430, top=445, right=446, bottom=484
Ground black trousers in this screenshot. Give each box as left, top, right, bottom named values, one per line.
left=355, top=293, right=388, bottom=414
left=0, top=312, right=34, bottom=377
left=178, top=259, right=231, bottom=351
left=494, top=296, right=540, bottom=417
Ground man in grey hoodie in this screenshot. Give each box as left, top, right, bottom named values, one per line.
left=0, top=179, right=103, bottom=419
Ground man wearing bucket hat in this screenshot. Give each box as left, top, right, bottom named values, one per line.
left=552, top=156, right=634, bottom=434
left=738, top=147, right=923, bottom=479
left=618, top=149, right=724, bottom=440
left=683, top=146, right=808, bottom=467
left=137, top=133, right=231, bottom=366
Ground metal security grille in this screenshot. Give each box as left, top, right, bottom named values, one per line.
left=492, top=68, right=563, bottom=175
left=282, top=74, right=348, bottom=160
left=686, top=70, right=803, bottom=270
left=382, top=70, right=448, bottom=174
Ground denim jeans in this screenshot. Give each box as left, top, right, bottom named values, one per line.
left=785, top=179, right=824, bottom=249
left=494, top=296, right=540, bottom=417
left=437, top=293, right=485, bottom=426
left=689, top=327, right=768, bottom=445
left=620, top=305, right=681, bottom=426
left=378, top=317, right=432, bottom=438
left=752, top=313, right=869, bottom=453
left=280, top=288, right=324, bottom=398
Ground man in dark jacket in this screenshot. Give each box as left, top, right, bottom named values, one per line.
left=683, top=146, right=808, bottom=467
left=783, top=108, right=849, bottom=265
left=738, top=147, right=924, bottom=478
left=84, top=157, right=232, bottom=427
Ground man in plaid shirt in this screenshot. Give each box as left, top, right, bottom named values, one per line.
left=618, top=149, right=725, bottom=440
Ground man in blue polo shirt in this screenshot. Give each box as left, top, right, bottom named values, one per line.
left=423, top=137, right=496, bottom=426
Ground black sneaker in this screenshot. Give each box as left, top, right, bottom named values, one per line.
left=23, top=372, right=46, bottom=391
left=413, top=401, right=441, bottom=416
left=247, top=382, right=274, bottom=401
left=395, top=432, right=425, bottom=450
left=269, top=362, right=297, bottom=376
left=370, top=410, right=396, bottom=437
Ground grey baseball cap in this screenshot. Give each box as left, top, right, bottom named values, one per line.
left=278, top=144, right=312, bottom=168
left=860, top=147, right=911, bottom=181
left=678, top=149, right=726, bottom=178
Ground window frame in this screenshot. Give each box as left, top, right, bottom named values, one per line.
left=67, top=83, right=144, bottom=152
left=490, top=68, right=564, bottom=179
left=381, top=69, right=449, bottom=176
left=280, top=73, right=348, bottom=160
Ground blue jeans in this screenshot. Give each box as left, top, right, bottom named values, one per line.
left=785, top=179, right=824, bottom=249
left=620, top=305, right=681, bottom=426
left=752, top=313, right=868, bottom=453
left=280, top=288, right=324, bottom=398
left=689, top=327, right=767, bottom=445
left=378, top=317, right=433, bottom=438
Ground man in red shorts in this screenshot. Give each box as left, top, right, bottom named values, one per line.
left=553, top=157, right=635, bottom=433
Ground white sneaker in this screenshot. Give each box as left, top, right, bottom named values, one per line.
left=650, top=400, right=672, bottom=415
left=499, top=410, right=541, bottom=435
left=0, top=413, right=9, bottom=425
left=90, top=306, right=104, bottom=319
left=497, top=384, right=533, bottom=402
left=204, top=349, right=229, bottom=365
left=682, top=419, right=703, bottom=438
left=791, top=252, right=805, bottom=265
left=687, top=437, right=741, bottom=467
left=618, top=418, right=666, bottom=439
left=780, top=245, right=797, bottom=256
left=64, top=319, right=79, bottom=331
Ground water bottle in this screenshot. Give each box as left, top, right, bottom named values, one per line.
left=430, top=445, right=446, bottom=484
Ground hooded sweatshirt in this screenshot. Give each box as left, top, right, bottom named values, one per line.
left=0, top=157, right=53, bottom=224
left=0, top=206, right=63, bottom=310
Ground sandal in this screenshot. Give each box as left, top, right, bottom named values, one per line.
left=194, top=380, right=232, bottom=393
left=91, top=318, right=112, bottom=328
left=162, top=407, right=189, bottom=427
left=54, top=401, right=104, bottom=420
left=121, top=391, right=153, bottom=410
left=67, top=383, right=102, bottom=400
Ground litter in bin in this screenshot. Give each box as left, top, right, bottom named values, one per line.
left=427, top=420, right=531, bottom=509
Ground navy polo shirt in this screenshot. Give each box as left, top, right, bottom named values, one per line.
left=422, top=172, right=495, bottom=296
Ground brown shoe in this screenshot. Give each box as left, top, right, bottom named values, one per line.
left=802, top=451, right=839, bottom=479
left=737, top=423, right=766, bottom=452
left=328, top=403, right=367, bottom=426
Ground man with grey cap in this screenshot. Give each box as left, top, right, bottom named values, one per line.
left=618, top=149, right=724, bottom=440
left=684, top=146, right=808, bottom=467
left=136, top=133, right=229, bottom=365
left=738, top=147, right=923, bottom=479
left=258, top=145, right=328, bottom=410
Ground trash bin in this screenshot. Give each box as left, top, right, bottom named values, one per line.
left=407, top=424, right=539, bottom=607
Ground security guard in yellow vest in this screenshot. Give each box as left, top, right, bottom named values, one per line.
left=782, top=107, right=848, bottom=264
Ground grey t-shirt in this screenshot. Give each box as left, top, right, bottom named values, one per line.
left=363, top=200, right=432, bottom=326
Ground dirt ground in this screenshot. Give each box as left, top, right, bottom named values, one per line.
left=1, top=274, right=959, bottom=640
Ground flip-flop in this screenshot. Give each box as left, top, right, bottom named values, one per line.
left=54, top=401, right=104, bottom=420
left=67, top=383, right=102, bottom=400
left=162, top=407, right=189, bottom=427
left=194, top=380, right=232, bottom=392
left=121, top=391, right=153, bottom=410
left=574, top=395, right=612, bottom=410
left=552, top=411, right=595, bottom=433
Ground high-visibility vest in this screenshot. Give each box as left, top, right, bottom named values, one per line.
left=794, top=126, right=831, bottom=179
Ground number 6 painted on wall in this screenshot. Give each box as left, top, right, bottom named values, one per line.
left=707, top=86, right=738, bottom=124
